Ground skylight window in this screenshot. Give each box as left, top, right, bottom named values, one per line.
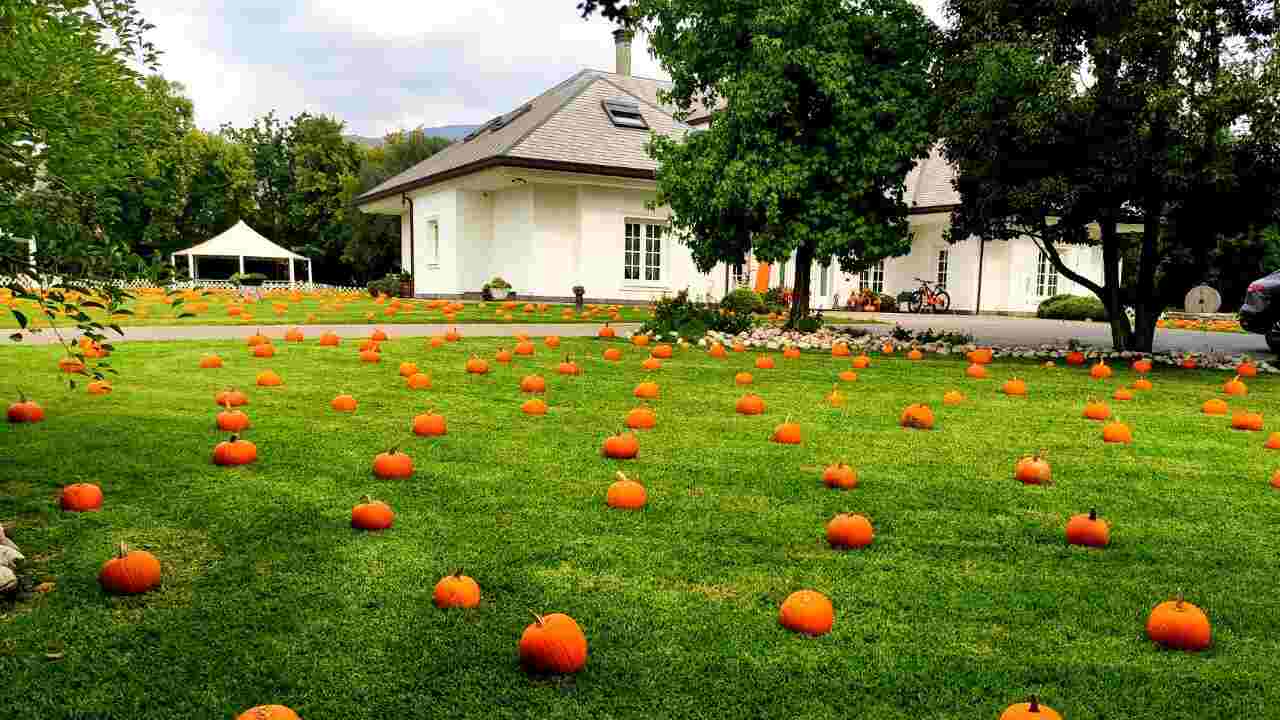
left=462, top=103, right=534, bottom=142
left=603, top=99, right=648, bottom=129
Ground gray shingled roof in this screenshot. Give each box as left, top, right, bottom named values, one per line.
left=356, top=70, right=690, bottom=204
left=358, top=70, right=959, bottom=211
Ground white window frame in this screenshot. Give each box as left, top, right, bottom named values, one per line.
left=425, top=217, right=441, bottom=268
left=623, top=220, right=667, bottom=287
left=860, top=260, right=885, bottom=295
left=1036, top=249, right=1059, bottom=297
left=936, top=248, right=949, bottom=290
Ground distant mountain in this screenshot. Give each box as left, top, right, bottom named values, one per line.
left=345, top=124, right=483, bottom=148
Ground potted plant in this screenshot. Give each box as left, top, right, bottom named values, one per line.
left=485, top=276, right=512, bottom=301
left=230, top=272, right=267, bottom=288
left=397, top=269, right=413, bottom=298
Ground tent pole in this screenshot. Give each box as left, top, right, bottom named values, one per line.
left=187, top=254, right=196, bottom=281
left=288, top=258, right=295, bottom=287
left=307, top=260, right=313, bottom=285
left=238, top=256, right=245, bottom=275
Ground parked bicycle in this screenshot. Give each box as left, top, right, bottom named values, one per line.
left=906, top=278, right=951, bottom=314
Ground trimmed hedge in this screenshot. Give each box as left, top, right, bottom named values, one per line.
left=1036, top=294, right=1108, bottom=321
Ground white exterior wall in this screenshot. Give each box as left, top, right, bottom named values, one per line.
left=530, top=184, right=579, bottom=296
left=457, top=190, right=494, bottom=292
left=405, top=187, right=459, bottom=295
left=490, top=186, right=535, bottom=293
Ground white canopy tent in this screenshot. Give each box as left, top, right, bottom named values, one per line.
left=171, top=220, right=312, bottom=286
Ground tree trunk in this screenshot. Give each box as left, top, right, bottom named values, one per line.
left=786, top=241, right=815, bottom=328
left=1098, top=217, right=1135, bottom=350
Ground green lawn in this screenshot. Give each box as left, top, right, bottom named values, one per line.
left=0, top=294, right=650, bottom=329
left=1, top=337, right=1277, bottom=719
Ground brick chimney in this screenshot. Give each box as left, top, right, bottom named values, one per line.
left=613, top=28, right=634, bottom=76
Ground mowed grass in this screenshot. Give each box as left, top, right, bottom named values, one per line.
left=0, top=292, right=651, bottom=329
left=2, top=337, right=1279, bottom=720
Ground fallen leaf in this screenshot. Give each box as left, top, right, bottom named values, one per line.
left=34, top=582, right=55, bottom=594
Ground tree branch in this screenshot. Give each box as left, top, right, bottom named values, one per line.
left=1035, top=235, right=1104, bottom=297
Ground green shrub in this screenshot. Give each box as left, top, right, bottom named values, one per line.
left=1036, top=294, right=1107, bottom=321
left=760, top=287, right=787, bottom=314
left=878, top=293, right=898, bottom=312
left=366, top=275, right=400, bottom=297
left=643, top=290, right=719, bottom=341
left=795, top=314, right=823, bottom=333
left=721, top=287, right=763, bottom=316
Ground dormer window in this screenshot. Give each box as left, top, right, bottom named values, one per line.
left=603, top=99, right=648, bottom=129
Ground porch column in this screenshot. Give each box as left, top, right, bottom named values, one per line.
left=307, top=260, right=313, bottom=285
left=288, top=258, right=296, bottom=286
left=238, top=256, right=245, bottom=275
left=187, top=254, right=196, bottom=280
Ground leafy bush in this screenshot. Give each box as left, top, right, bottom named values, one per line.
left=720, top=287, right=763, bottom=316
left=795, top=314, right=823, bottom=333
left=1037, top=294, right=1107, bottom=321
left=761, top=286, right=787, bottom=314
left=366, top=275, right=399, bottom=297
left=878, top=293, right=898, bottom=312
left=230, top=272, right=268, bottom=286
left=642, top=290, right=718, bottom=341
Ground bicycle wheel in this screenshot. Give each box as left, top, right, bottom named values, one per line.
left=933, top=290, right=951, bottom=313
left=906, top=290, right=923, bottom=313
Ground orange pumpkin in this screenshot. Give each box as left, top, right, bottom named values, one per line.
left=465, top=356, right=489, bottom=375
left=838, top=370, right=858, bottom=382
left=521, top=398, right=548, bottom=416
left=821, top=463, right=857, bottom=490
left=1090, top=360, right=1112, bottom=379
left=1083, top=399, right=1111, bottom=420
left=495, top=348, right=513, bottom=363
left=284, top=327, right=304, bottom=342
left=214, top=388, right=248, bottom=407
left=732, top=341, right=746, bottom=353
left=1065, top=351, right=1086, bottom=366
left=1238, top=360, right=1258, bottom=377
left=999, top=697, right=1062, bottom=720
left=735, top=393, right=765, bottom=415
left=1113, top=387, right=1134, bottom=401
left=235, top=705, right=299, bottom=720
left=398, top=361, right=420, bottom=377
left=1065, top=508, right=1109, bottom=547
left=246, top=331, right=269, bottom=347
left=331, top=394, right=357, bottom=412
left=831, top=342, right=850, bottom=357
left=965, top=363, right=988, bottom=379
left=429, top=336, right=445, bottom=348
left=255, top=370, right=282, bottom=387
left=1146, top=594, right=1212, bottom=651
left=942, top=390, right=964, bottom=406
left=445, top=327, right=461, bottom=342
left=412, top=411, right=447, bottom=436
left=1181, top=355, right=1198, bottom=369
left=1002, top=377, right=1027, bottom=396
left=514, top=340, right=535, bottom=355
left=1132, top=377, right=1153, bottom=391
left=907, top=348, right=924, bottom=361
left=1231, top=411, right=1264, bottom=431
left=1102, top=419, right=1133, bottom=444
left=734, top=371, right=754, bottom=386
left=217, top=403, right=250, bottom=432
left=358, top=349, right=381, bottom=363
left=351, top=495, right=394, bottom=530
left=603, top=347, right=622, bottom=361
left=251, top=343, right=275, bottom=358
left=783, top=346, right=801, bottom=359
left=899, top=403, right=934, bottom=430
left=625, top=406, right=656, bottom=429
left=1014, top=452, right=1051, bottom=485
left=651, top=343, right=673, bottom=359
left=778, top=589, right=833, bottom=636
left=199, top=354, right=223, bottom=369
left=826, top=513, right=873, bottom=549
left=598, top=324, right=616, bottom=338
left=641, top=356, right=662, bottom=371
left=708, top=343, right=727, bottom=358
left=1224, top=375, right=1248, bottom=396
left=631, top=334, right=651, bottom=347
left=519, top=612, right=588, bottom=674
left=634, top=381, right=659, bottom=399
left=771, top=420, right=801, bottom=445
left=602, top=430, right=639, bottom=459
left=520, top=375, right=546, bottom=393
left=406, top=372, right=432, bottom=390
left=1132, top=358, right=1152, bottom=373
left=967, top=348, right=994, bottom=364
left=754, top=354, right=775, bottom=370
left=1202, top=398, right=1228, bottom=415
left=544, top=335, right=561, bottom=349
left=825, top=385, right=845, bottom=407
left=60, top=483, right=103, bottom=512
left=434, top=571, right=481, bottom=609
left=319, top=331, right=340, bottom=346
left=86, top=380, right=112, bottom=395
left=851, top=354, right=871, bottom=369
left=370, top=328, right=388, bottom=341
left=98, top=543, right=161, bottom=595
left=606, top=471, right=647, bottom=509
left=372, top=448, right=413, bottom=478
left=213, top=435, right=257, bottom=465
left=1266, top=432, right=1280, bottom=450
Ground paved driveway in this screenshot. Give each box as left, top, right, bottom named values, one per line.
left=831, top=312, right=1270, bottom=357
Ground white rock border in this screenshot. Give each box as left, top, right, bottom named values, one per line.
left=626, top=326, right=1276, bottom=373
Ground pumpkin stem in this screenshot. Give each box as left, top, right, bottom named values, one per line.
left=453, top=568, right=464, bottom=579
left=1027, top=695, right=1040, bottom=712
left=229, top=434, right=240, bottom=442
left=360, top=494, right=373, bottom=504
left=1088, top=508, right=1097, bottom=521
left=1176, top=590, right=1184, bottom=609
left=616, top=471, right=628, bottom=483
left=529, top=610, right=545, bottom=626
left=117, top=541, right=129, bottom=558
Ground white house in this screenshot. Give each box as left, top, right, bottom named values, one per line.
left=357, top=31, right=1108, bottom=314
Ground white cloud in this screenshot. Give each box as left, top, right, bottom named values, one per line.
left=135, top=0, right=942, bottom=136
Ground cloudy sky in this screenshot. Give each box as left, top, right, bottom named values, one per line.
left=137, top=0, right=946, bottom=137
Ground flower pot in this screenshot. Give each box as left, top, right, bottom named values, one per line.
left=399, top=279, right=413, bottom=298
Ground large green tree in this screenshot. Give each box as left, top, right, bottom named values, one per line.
left=587, top=0, right=940, bottom=327
left=341, top=129, right=452, bottom=282
left=935, top=0, right=1280, bottom=350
